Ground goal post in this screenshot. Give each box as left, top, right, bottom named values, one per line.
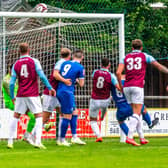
left=0, top=12, right=125, bottom=139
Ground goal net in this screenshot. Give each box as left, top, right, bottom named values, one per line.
left=0, top=11, right=124, bottom=139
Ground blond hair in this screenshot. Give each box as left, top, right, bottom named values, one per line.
left=61, top=48, right=71, bottom=58
left=19, top=43, right=29, bottom=54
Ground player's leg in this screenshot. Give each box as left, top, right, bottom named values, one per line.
left=142, top=105, right=159, bottom=129
left=124, top=87, right=143, bottom=140
left=42, top=94, right=53, bottom=131
left=100, top=98, right=110, bottom=121
left=28, top=97, right=45, bottom=149
left=70, top=108, right=86, bottom=145
left=22, top=110, right=36, bottom=144
left=42, top=95, right=61, bottom=132
left=57, top=90, right=73, bottom=146
left=136, top=115, right=149, bottom=145
left=7, top=98, right=26, bottom=148
left=70, top=109, right=78, bottom=138
left=89, top=99, right=102, bottom=142
left=7, top=112, right=21, bottom=148
left=117, top=104, right=132, bottom=142
left=26, top=111, right=35, bottom=133
left=43, top=111, right=52, bottom=131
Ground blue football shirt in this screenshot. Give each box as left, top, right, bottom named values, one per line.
left=57, top=60, right=85, bottom=93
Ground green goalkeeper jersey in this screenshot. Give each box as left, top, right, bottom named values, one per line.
left=1, top=73, right=18, bottom=110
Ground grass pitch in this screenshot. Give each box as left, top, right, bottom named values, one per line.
left=0, top=137, right=168, bottom=168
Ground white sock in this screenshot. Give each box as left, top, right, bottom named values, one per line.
left=90, top=121, right=101, bottom=138
left=57, top=117, right=62, bottom=141
left=128, top=114, right=139, bottom=139
left=72, top=134, right=77, bottom=138
left=120, top=128, right=126, bottom=143
left=31, top=127, right=36, bottom=137
left=136, top=115, right=144, bottom=139
left=34, top=117, right=42, bottom=145
left=8, top=117, right=19, bottom=144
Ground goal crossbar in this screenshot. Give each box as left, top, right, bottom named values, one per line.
left=0, top=11, right=125, bottom=62
left=0, top=12, right=124, bottom=19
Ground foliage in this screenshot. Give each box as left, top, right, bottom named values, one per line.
left=28, top=0, right=168, bottom=59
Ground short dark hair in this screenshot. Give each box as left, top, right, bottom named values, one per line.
left=73, top=49, right=83, bottom=59
left=101, top=57, right=109, bottom=67
left=60, top=48, right=71, bottom=58
left=19, top=43, right=29, bottom=54
left=132, top=39, right=143, bottom=50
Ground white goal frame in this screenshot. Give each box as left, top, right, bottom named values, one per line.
left=0, top=12, right=125, bottom=107
left=0, top=12, right=125, bottom=65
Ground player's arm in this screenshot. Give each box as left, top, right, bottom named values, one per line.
left=53, top=69, right=71, bottom=86
left=145, top=53, right=168, bottom=74
left=9, top=66, right=17, bottom=103
left=116, top=63, right=125, bottom=91
left=2, top=76, right=10, bottom=96
left=76, top=78, right=84, bottom=87
left=111, top=73, right=122, bottom=92
left=34, top=59, right=56, bottom=96
left=151, top=61, right=168, bottom=74
left=77, top=67, right=85, bottom=87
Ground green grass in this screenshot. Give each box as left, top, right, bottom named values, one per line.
left=0, top=138, right=168, bottom=168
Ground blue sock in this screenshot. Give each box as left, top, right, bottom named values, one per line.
left=61, top=118, right=70, bottom=138
left=119, top=122, right=129, bottom=136
left=70, top=115, right=78, bottom=136
left=143, top=112, right=152, bottom=126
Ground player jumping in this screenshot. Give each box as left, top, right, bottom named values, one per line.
left=89, top=58, right=121, bottom=142
left=116, top=39, right=168, bottom=145
left=111, top=75, right=159, bottom=146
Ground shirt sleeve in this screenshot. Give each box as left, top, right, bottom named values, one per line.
left=145, top=53, right=156, bottom=63
left=10, top=75, right=16, bottom=99
left=91, top=69, right=97, bottom=78
left=33, top=58, right=43, bottom=71
left=78, top=66, right=85, bottom=79
left=54, top=60, right=64, bottom=71
left=9, top=65, right=17, bottom=99
left=111, top=73, right=119, bottom=86
left=119, top=57, right=124, bottom=64
left=11, top=64, right=17, bottom=77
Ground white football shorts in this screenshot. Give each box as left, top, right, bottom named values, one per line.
left=89, top=98, right=111, bottom=118
left=42, top=94, right=60, bottom=113
left=15, top=96, right=42, bottom=114
left=123, top=87, right=144, bottom=104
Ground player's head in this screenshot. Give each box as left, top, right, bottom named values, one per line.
left=19, top=43, right=30, bottom=55
left=132, top=39, right=143, bottom=50
left=101, top=57, right=110, bottom=69
left=72, top=49, right=84, bottom=62
left=60, top=48, right=71, bottom=60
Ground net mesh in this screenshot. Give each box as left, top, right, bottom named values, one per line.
left=0, top=12, right=121, bottom=138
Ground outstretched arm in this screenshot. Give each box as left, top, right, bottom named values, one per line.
left=151, top=61, right=168, bottom=74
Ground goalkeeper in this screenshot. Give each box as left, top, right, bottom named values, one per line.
left=2, top=64, right=35, bottom=144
